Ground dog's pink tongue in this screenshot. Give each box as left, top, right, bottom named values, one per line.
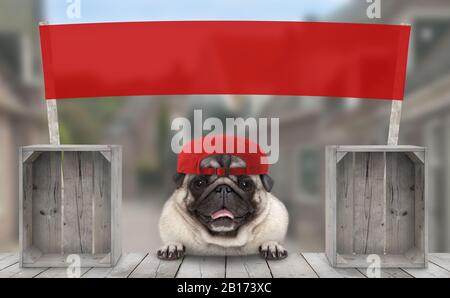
left=211, top=209, right=234, bottom=220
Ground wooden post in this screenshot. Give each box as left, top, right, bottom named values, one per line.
left=387, top=100, right=402, bottom=146
left=46, top=99, right=60, bottom=145
left=40, top=22, right=60, bottom=145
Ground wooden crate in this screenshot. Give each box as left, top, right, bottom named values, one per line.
left=326, top=146, right=427, bottom=268
left=19, top=145, right=122, bottom=268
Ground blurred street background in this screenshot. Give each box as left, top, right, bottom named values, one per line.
left=1, top=0, right=450, bottom=253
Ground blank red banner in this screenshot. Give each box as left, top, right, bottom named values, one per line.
left=39, top=21, right=410, bottom=100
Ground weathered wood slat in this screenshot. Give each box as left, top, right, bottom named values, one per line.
left=336, top=146, right=424, bottom=152
left=0, top=253, right=18, bottom=271
left=336, top=153, right=354, bottom=254
left=414, top=163, right=426, bottom=256
left=268, top=253, right=317, bottom=278
left=22, top=145, right=118, bottom=151
left=81, top=267, right=112, bottom=278
left=106, top=253, right=147, bottom=278
left=303, top=253, right=365, bottom=278
left=93, top=153, right=111, bottom=254
left=353, top=152, right=385, bottom=255
left=176, top=256, right=225, bottom=278
left=32, top=152, right=62, bottom=254
left=386, top=153, right=415, bottom=254
left=62, top=152, right=94, bottom=254
left=0, top=263, right=48, bottom=278
left=226, top=255, right=272, bottom=278
left=325, top=146, right=337, bottom=266
left=129, top=253, right=183, bottom=278
left=110, top=147, right=122, bottom=265
left=0, top=253, right=13, bottom=261
left=35, top=267, right=90, bottom=278
left=403, top=263, right=450, bottom=278
left=428, top=254, right=450, bottom=272
left=357, top=268, right=412, bottom=278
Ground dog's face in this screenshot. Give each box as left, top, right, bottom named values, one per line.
left=173, top=155, right=273, bottom=235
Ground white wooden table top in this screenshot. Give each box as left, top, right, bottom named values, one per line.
left=1, top=252, right=450, bottom=278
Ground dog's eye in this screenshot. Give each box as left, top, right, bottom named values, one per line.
left=193, top=177, right=207, bottom=189
left=238, top=178, right=254, bottom=192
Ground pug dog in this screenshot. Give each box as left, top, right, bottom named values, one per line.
left=158, top=154, right=289, bottom=260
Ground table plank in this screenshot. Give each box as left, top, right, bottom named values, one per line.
left=35, top=267, right=90, bottom=278
left=267, top=253, right=317, bottom=278
left=403, top=262, right=450, bottom=278
left=303, top=253, right=365, bottom=278
left=130, top=253, right=183, bottom=278
left=177, top=256, right=225, bottom=278
left=429, top=253, right=450, bottom=272
left=82, top=267, right=112, bottom=278
left=0, top=253, right=18, bottom=271
left=357, top=268, right=412, bottom=278
left=0, top=252, right=449, bottom=278
left=106, top=253, right=147, bottom=278
left=0, top=263, right=48, bottom=278
left=226, top=255, right=272, bottom=278
left=0, top=253, right=13, bottom=261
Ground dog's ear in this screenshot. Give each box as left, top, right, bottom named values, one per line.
left=260, top=174, right=274, bottom=192
left=173, top=173, right=186, bottom=188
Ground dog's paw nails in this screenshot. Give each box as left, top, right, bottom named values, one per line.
left=259, top=242, right=288, bottom=260
left=157, top=243, right=185, bottom=260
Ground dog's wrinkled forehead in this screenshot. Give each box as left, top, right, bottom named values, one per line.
left=200, top=155, right=246, bottom=169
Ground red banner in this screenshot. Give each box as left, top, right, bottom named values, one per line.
left=39, top=21, right=410, bottom=100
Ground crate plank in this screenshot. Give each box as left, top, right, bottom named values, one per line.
left=110, top=147, right=122, bottom=265
left=336, top=152, right=354, bottom=254
left=325, top=146, right=337, bottom=266
left=303, top=253, right=365, bottom=278
left=93, top=153, right=111, bottom=254
left=129, top=253, right=183, bottom=278
left=32, top=152, right=62, bottom=254
left=36, top=267, right=90, bottom=278
left=414, top=163, right=426, bottom=254
left=22, top=145, right=117, bottom=151
left=386, top=153, right=415, bottom=254
left=268, top=253, right=317, bottom=278
left=336, top=146, right=424, bottom=152
left=353, top=152, right=385, bottom=254
left=226, top=255, right=272, bottom=278
left=176, top=256, right=225, bottom=278
left=106, top=253, right=146, bottom=278
left=63, top=152, right=94, bottom=254
left=21, top=163, right=33, bottom=264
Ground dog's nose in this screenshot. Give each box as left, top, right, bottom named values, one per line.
left=215, top=184, right=232, bottom=194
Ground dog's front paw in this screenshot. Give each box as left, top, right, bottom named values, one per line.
left=259, top=241, right=288, bottom=260
left=157, top=243, right=185, bottom=260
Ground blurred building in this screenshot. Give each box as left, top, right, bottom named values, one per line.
left=260, top=0, right=450, bottom=252
left=0, top=0, right=47, bottom=249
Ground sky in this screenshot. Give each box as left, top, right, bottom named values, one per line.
left=44, top=0, right=351, bottom=24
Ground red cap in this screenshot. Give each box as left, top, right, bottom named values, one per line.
left=177, top=135, right=268, bottom=176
